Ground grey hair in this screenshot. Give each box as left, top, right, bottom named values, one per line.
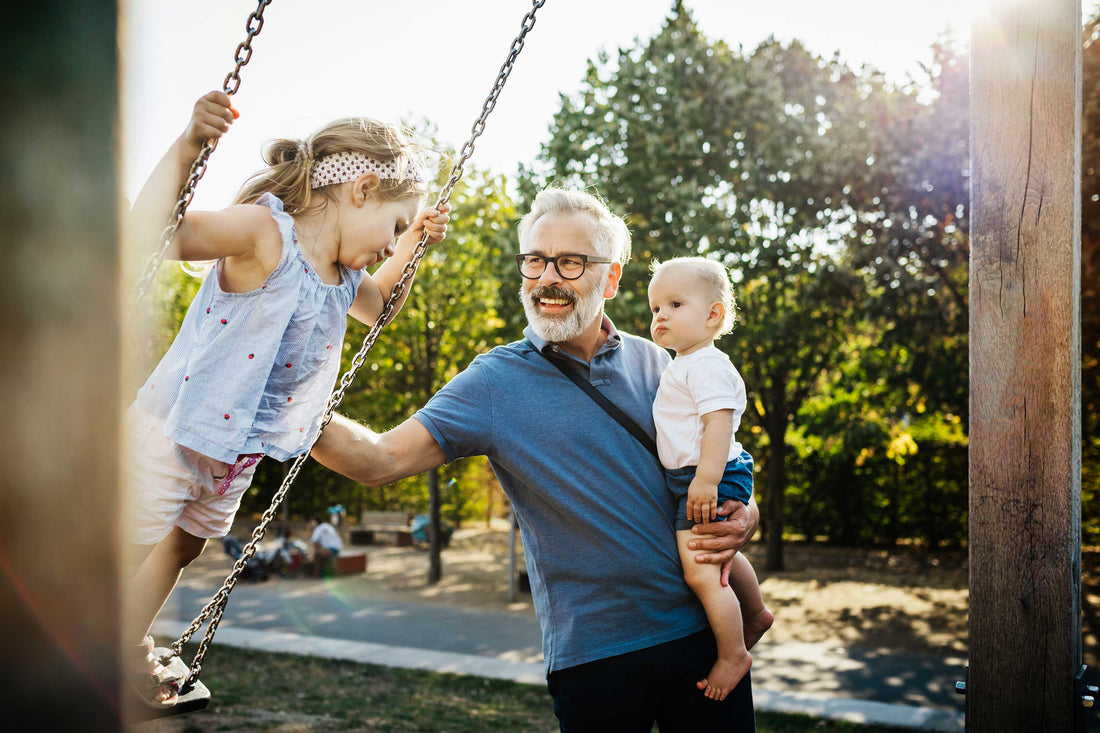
left=517, top=187, right=631, bottom=265
left=651, top=256, right=737, bottom=336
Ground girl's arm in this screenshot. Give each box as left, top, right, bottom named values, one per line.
left=172, top=206, right=280, bottom=263
left=128, top=91, right=237, bottom=258
left=685, top=408, right=735, bottom=524
left=348, top=204, right=451, bottom=325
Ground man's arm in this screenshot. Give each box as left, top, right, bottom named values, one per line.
left=686, top=496, right=760, bottom=586
left=311, top=413, right=446, bottom=486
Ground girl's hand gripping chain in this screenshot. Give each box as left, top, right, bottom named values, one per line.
left=184, top=90, right=239, bottom=151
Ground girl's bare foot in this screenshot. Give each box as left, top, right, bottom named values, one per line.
left=743, top=606, right=774, bottom=650
left=695, top=651, right=752, bottom=701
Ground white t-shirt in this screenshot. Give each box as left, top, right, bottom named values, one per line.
left=652, top=345, right=746, bottom=469
left=310, top=521, right=343, bottom=552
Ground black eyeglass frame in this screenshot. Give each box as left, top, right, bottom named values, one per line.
left=514, top=253, right=615, bottom=280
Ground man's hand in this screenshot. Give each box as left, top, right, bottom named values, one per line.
left=686, top=497, right=759, bottom=586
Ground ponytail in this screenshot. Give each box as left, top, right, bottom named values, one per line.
left=233, top=118, right=429, bottom=214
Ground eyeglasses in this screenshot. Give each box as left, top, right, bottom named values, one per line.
left=515, top=253, right=614, bottom=280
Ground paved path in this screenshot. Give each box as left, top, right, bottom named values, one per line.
left=156, top=573, right=967, bottom=732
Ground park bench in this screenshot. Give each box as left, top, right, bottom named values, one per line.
left=314, top=549, right=368, bottom=578
left=332, top=550, right=367, bottom=575
left=349, top=511, right=413, bottom=547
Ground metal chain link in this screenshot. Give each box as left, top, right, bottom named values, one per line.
left=128, top=0, right=273, bottom=316
left=169, top=0, right=548, bottom=688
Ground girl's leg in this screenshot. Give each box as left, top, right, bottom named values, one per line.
left=126, top=526, right=208, bottom=638
left=123, top=526, right=207, bottom=702
left=677, top=530, right=752, bottom=701
left=726, top=552, right=774, bottom=649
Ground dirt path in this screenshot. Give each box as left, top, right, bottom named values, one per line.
left=211, top=519, right=1097, bottom=666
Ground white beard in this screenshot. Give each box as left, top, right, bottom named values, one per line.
left=521, top=281, right=606, bottom=343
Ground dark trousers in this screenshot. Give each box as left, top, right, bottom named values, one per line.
left=547, top=629, right=755, bottom=732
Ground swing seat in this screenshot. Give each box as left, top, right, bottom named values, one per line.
left=126, top=648, right=211, bottom=722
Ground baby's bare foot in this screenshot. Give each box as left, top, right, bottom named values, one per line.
left=743, top=606, right=774, bottom=650
left=695, top=652, right=752, bottom=701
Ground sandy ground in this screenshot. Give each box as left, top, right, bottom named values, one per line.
left=210, top=518, right=1096, bottom=666
left=356, top=525, right=1098, bottom=664
left=361, top=526, right=970, bottom=656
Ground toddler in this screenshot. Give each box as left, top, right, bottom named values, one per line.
left=649, top=256, right=773, bottom=701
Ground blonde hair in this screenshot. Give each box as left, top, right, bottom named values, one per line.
left=233, top=117, right=429, bottom=213
left=651, top=256, right=737, bottom=336
left=517, top=187, right=631, bottom=266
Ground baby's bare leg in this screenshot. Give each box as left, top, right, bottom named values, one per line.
left=677, top=530, right=752, bottom=701
left=726, top=552, right=773, bottom=649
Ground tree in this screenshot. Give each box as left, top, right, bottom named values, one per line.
left=528, top=4, right=904, bottom=569
left=804, top=37, right=973, bottom=549
left=851, top=37, right=970, bottom=424
left=337, top=165, right=517, bottom=581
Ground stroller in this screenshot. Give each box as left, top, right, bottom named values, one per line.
left=221, top=527, right=307, bottom=581
left=221, top=534, right=271, bottom=582
left=409, top=514, right=454, bottom=548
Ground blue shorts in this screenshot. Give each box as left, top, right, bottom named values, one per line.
left=666, top=450, right=754, bottom=531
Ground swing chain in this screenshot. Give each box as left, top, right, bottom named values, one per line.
left=169, top=0, right=548, bottom=687
left=128, top=0, right=273, bottom=315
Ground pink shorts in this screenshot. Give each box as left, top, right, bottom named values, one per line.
left=124, top=403, right=262, bottom=545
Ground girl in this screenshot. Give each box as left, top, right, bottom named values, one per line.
left=125, top=91, right=449, bottom=707
left=648, top=256, right=773, bottom=702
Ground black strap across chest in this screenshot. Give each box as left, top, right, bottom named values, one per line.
left=526, top=339, right=661, bottom=462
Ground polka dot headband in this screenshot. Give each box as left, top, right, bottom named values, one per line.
left=309, top=151, right=427, bottom=189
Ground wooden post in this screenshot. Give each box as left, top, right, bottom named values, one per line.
left=969, top=0, right=1083, bottom=730
left=0, top=2, right=122, bottom=729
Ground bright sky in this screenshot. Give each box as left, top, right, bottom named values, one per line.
left=121, top=0, right=990, bottom=210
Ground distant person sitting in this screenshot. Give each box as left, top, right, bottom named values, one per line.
left=309, top=515, right=343, bottom=577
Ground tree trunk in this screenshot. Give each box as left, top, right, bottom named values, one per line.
left=764, top=416, right=788, bottom=572
left=427, top=468, right=442, bottom=584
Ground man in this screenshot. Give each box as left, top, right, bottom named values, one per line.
left=313, top=188, right=759, bottom=730
left=308, top=515, right=343, bottom=577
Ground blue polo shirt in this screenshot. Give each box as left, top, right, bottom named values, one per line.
left=413, top=317, right=708, bottom=674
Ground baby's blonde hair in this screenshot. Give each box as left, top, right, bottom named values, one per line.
left=651, top=256, right=737, bottom=336
left=234, top=117, right=428, bottom=213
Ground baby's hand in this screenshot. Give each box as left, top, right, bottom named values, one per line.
left=183, top=90, right=238, bottom=150
left=402, top=203, right=451, bottom=247
left=686, top=478, right=719, bottom=524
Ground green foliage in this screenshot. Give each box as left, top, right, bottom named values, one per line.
left=525, top=5, right=958, bottom=565
left=136, top=4, right=1100, bottom=550
left=1083, top=7, right=1100, bottom=545
left=850, top=38, right=970, bottom=423
left=140, top=262, right=203, bottom=362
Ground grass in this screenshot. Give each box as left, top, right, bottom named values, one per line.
left=133, top=645, right=915, bottom=733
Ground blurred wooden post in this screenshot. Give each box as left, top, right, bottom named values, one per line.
left=0, top=2, right=122, bottom=729
left=969, top=0, right=1083, bottom=730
